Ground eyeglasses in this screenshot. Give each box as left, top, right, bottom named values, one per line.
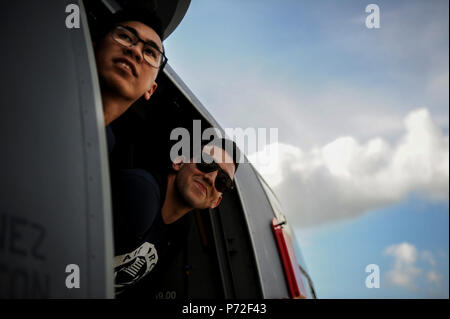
left=195, top=153, right=234, bottom=193
left=111, top=25, right=168, bottom=69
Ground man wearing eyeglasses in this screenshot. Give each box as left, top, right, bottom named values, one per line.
left=93, top=9, right=167, bottom=127
left=112, top=138, right=240, bottom=297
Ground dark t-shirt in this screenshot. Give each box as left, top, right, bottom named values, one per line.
left=111, top=168, right=191, bottom=296
left=106, top=125, right=115, bottom=156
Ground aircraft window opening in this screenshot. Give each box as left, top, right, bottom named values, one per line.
left=103, top=62, right=260, bottom=298
left=84, top=5, right=264, bottom=297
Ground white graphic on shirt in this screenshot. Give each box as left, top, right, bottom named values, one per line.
left=114, top=242, right=158, bottom=292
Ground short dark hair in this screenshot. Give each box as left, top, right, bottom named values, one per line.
left=201, top=138, right=241, bottom=172
left=110, top=9, right=164, bottom=40
left=89, top=8, right=164, bottom=44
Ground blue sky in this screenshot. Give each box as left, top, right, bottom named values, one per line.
left=164, top=0, right=449, bottom=298
left=298, top=197, right=449, bottom=298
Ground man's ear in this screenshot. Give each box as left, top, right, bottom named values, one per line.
left=144, top=82, right=158, bottom=100
left=210, top=195, right=222, bottom=209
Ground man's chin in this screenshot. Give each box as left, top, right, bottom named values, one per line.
left=185, top=192, right=209, bottom=210
left=100, top=72, right=137, bottom=100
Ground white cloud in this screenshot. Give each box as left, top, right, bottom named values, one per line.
left=421, top=250, right=437, bottom=267
left=384, top=242, right=422, bottom=290
left=383, top=243, right=445, bottom=294
left=385, top=242, right=418, bottom=265
left=426, top=270, right=442, bottom=286
left=250, top=108, right=449, bottom=227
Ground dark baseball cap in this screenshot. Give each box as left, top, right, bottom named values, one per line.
left=85, top=0, right=190, bottom=41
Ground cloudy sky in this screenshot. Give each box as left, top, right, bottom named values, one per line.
left=164, top=0, right=449, bottom=298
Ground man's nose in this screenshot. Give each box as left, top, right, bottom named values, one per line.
left=124, top=43, right=144, bottom=63
left=202, top=171, right=217, bottom=188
